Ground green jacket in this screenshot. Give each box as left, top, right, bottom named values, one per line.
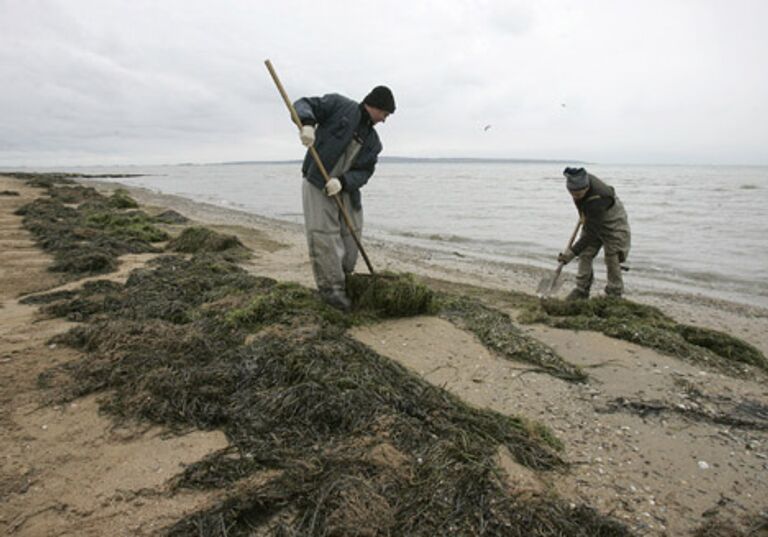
left=572, top=174, right=631, bottom=259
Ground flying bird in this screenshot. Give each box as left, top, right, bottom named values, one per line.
left=483, top=124, right=492, bottom=131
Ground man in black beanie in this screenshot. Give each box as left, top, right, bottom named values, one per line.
left=293, top=86, right=395, bottom=311
left=558, top=167, right=631, bottom=299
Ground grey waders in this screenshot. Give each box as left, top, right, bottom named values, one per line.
left=302, top=180, right=363, bottom=311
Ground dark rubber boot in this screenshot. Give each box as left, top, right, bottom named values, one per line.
left=566, top=288, right=590, bottom=301
left=324, top=291, right=351, bottom=313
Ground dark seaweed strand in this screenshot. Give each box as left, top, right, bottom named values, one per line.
left=519, top=297, right=767, bottom=377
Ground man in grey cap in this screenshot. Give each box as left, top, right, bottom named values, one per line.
left=293, top=86, right=395, bottom=311
left=558, top=167, right=631, bottom=299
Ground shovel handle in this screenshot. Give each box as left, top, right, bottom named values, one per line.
left=565, top=217, right=583, bottom=252
left=546, top=218, right=582, bottom=294
left=545, top=262, right=566, bottom=293
left=264, top=59, right=375, bottom=275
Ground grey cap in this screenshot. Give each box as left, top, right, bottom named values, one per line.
left=563, top=167, right=589, bottom=191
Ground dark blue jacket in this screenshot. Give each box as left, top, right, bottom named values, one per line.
left=293, top=93, right=382, bottom=210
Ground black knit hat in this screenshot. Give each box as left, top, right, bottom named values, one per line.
left=363, top=86, right=396, bottom=113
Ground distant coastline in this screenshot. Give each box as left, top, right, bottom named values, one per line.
left=217, top=156, right=589, bottom=166
left=381, top=156, right=589, bottom=164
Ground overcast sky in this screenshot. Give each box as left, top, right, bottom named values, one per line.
left=1, top=0, right=767, bottom=166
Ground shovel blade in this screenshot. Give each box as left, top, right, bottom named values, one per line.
left=536, top=265, right=566, bottom=297
left=536, top=275, right=563, bottom=297
left=536, top=275, right=552, bottom=296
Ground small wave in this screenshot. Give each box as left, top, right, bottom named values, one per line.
left=635, top=264, right=768, bottom=295
left=390, top=230, right=542, bottom=250
left=396, top=231, right=473, bottom=243
left=740, top=184, right=759, bottom=190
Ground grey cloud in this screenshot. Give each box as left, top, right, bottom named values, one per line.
left=1, top=0, right=767, bottom=166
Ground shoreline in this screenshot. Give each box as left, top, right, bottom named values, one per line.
left=82, top=178, right=768, bottom=356
left=19, top=162, right=767, bottom=311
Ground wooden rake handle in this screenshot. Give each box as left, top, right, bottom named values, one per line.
left=264, top=59, right=375, bottom=274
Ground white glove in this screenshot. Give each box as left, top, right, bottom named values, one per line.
left=324, top=178, right=342, bottom=197
left=299, top=125, right=315, bottom=147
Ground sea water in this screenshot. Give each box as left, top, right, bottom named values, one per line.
left=10, top=162, right=768, bottom=308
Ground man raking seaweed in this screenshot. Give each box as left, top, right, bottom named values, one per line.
left=265, top=60, right=399, bottom=313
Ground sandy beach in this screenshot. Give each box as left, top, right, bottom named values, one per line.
left=2, top=173, right=767, bottom=536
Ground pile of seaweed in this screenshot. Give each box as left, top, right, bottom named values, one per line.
left=36, top=252, right=630, bottom=535
left=167, top=226, right=249, bottom=261
left=13, top=175, right=168, bottom=277
left=520, top=297, right=767, bottom=377
left=347, top=272, right=436, bottom=318
left=154, top=209, right=190, bottom=224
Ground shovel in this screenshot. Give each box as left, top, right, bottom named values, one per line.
left=264, top=59, right=375, bottom=275
left=537, top=218, right=582, bottom=297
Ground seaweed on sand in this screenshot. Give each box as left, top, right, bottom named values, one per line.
left=346, top=274, right=583, bottom=382
left=226, top=272, right=435, bottom=327
left=153, top=209, right=189, bottom=224
left=44, top=253, right=631, bottom=536
left=83, top=211, right=169, bottom=242
left=23, top=280, right=123, bottom=321
left=226, top=281, right=350, bottom=329
left=438, top=294, right=587, bottom=382
left=167, top=226, right=249, bottom=260
left=13, top=174, right=166, bottom=278
left=20, top=288, right=80, bottom=305
left=48, top=184, right=102, bottom=204
left=604, top=376, right=768, bottom=431
left=167, top=226, right=244, bottom=253
left=692, top=512, right=768, bottom=537
left=606, top=395, right=768, bottom=431
left=346, top=272, right=436, bottom=318
left=42, top=255, right=262, bottom=325
left=519, top=297, right=767, bottom=376
left=108, top=188, right=139, bottom=209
